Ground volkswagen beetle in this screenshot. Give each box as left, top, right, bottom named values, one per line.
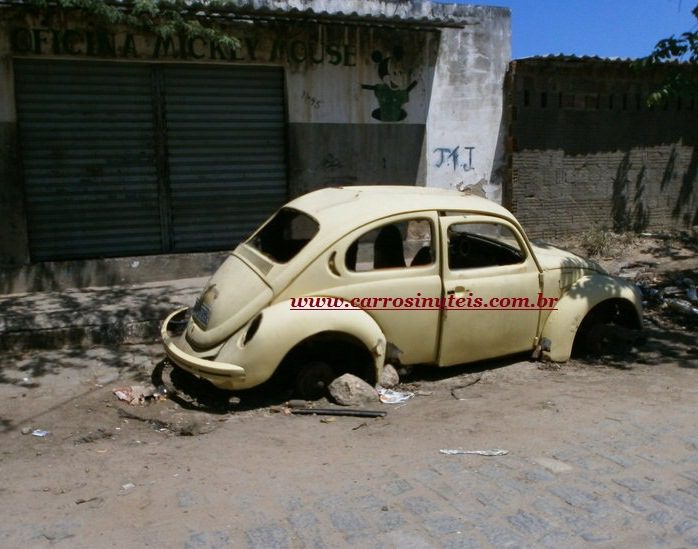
left=161, top=186, right=642, bottom=397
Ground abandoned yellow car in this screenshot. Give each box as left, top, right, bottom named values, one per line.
left=161, top=186, right=642, bottom=397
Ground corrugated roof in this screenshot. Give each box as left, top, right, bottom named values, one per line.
left=0, top=0, right=510, bottom=28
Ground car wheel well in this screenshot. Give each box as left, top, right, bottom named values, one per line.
left=572, top=298, right=641, bottom=356
left=277, top=331, right=376, bottom=386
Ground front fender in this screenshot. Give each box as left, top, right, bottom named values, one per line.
left=540, top=274, right=642, bottom=361
left=216, top=299, right=387, bottom=388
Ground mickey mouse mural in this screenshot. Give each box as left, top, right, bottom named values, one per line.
left=362, top=46, right=418, bottom=122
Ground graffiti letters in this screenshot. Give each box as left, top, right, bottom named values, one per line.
left=301, top=90, right=323, bottom=110
left=433, top=146, right=475, bottom=172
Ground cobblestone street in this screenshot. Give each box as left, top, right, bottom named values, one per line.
left=1, top=342, right=697, bottom=548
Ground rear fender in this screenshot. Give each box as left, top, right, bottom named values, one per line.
left=216, top=299, right=386, bottom=388
left=541, top=274, right=642, bottom=361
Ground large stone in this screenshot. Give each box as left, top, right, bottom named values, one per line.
left=379, top=364, right=400, bottom=388
left=328, top=374, right=378, bottom=406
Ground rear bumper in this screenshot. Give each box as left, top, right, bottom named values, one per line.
left=161, top=308, right=247, bottom=390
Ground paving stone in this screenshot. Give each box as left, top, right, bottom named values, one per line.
left=441, top=534, right=481, bottom=549
left=185, top=530, right=230, bottom=549
left=507, top=510, right=551, bottom=537
left=382, top=530, right=437, bottom=548
left=679, top=482, right=698, bottom=501
left=329, top=510, right=370, bottom=534
left=421, top=514, right=466, bottom=536
left=375, top=510, right=407, bottom=533
left=653, top=491, right=698, bottom=517
left=613, top=477, right=655, bottom=492
left=288, top=510, right=319, bottom=530
left=614, top=491, right=653, bottom=514
left=548, top=485, right=598, bottom=511
left=352, top=494, right=387, bottom=511
left=476, top=523, right=529, bottom=548
left=246, top=525, right=290, bottom=549
left=580, top=531, right=613, bottom=543
left=675, top=519, right=698, bottom=535
left=647, top=511, right=673, bottom=525
left=403, top=495, right=440, bottom=516
left=382, top=479, right=413, bottom=496
left=537, top=530, right=572, bottom=548
left=602, top=453, right=637, bottom=468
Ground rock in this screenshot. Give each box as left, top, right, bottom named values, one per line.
left=328, top=374, right=378, bottom=406
left=379, top=364, right=399, bottom=388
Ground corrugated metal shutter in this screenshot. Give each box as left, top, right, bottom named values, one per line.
left=163, top=65, right=288, bottom=251
left=14, top=60, right=162, bottom=261
left=15, top=61, right=288, bottom=261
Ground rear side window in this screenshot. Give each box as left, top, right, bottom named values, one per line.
left=346, top=218, right=434, bottom=272
left=249, top=208, right=319, bottom=263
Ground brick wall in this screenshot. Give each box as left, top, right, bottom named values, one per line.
left=505, top=57, right=698, bottom=239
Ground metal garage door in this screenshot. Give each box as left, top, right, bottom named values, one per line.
left=163, top=65, right=288, bottom=252
left=14, top=60, right=288, bottom=261
left=14, top=60, right=162, bottom=260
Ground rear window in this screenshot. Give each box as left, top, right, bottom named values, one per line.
left=248, top=208, right=319, bottom=263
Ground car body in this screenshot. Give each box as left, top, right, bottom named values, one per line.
left=161, top=185, right=642, bottom=395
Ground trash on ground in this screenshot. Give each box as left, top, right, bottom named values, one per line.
left=75, top=497, right=102, bottom=505
left=665, top=298, right=698, bottom=317
left=112, top=385, right=167, bottom=405
left=377, top=387, right=414, bottom=404
left=291, top=407, right=387, bottom=418
left=320, top=417, right=336, bottom=423
left=20, top=426, right=32, bottom=435
left=31, top=429, right=50, bottom=437
left=439, top=448, right=509, bottom=456
left=121, top=483, right=135, bottom=491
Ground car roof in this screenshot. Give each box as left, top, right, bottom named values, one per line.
left=286, top=186, right=516, bottom=229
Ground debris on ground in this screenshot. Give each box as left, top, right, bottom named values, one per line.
left=379, top=364, right=400, bottom=388
left=328, top=374, right=378, bottom=406
left=31, top=429, right=50, bottom=437
left=450, top=375, right=483, bottom=400
left=377, top=387, right=414, bottom=404
left=112, top=385, right=167, bottom=406
left=439, top=448, right=509, bottom=456
left=291, top=407, right=387, bottom=418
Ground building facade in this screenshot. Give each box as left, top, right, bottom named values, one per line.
left=0, top=0, right=511, bottom=291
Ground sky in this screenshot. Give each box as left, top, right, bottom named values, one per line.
left=444, top=0, right=697, bottom=60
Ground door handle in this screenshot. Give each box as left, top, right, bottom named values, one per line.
left=446, top=286, right=467, bottom=296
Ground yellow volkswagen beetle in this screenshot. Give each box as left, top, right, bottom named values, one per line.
left=161, top=186, right=642, bottom=397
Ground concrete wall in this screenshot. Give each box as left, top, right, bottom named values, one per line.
left=506, top=58, right=698, bottom=239
left=423, top=6, right=511, bottom=201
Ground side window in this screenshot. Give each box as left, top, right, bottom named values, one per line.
left=447, top=222, right=524, bottom=270
left=346, top=218, right=433, bottom=272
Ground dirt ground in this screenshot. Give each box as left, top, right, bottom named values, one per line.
left=1, top=231, right=697, bottom=547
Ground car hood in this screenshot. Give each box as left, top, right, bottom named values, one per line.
left=529, top=242, right=606, bottom=274
left=185, top=254, right=273, bottom=349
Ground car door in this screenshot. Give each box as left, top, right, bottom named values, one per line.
left=437, top=214, right=542, bottom=366
left=329, top=212, right=443, bottom=365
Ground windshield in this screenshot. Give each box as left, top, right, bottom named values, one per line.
left=248, top=208, right=319, bottom=263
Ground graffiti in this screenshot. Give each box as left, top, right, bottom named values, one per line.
left=362, top=47, right=417, bottom=122
left=433, top=146, right=475, bottom=172
left=301, top=90, right=323, bottom=110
